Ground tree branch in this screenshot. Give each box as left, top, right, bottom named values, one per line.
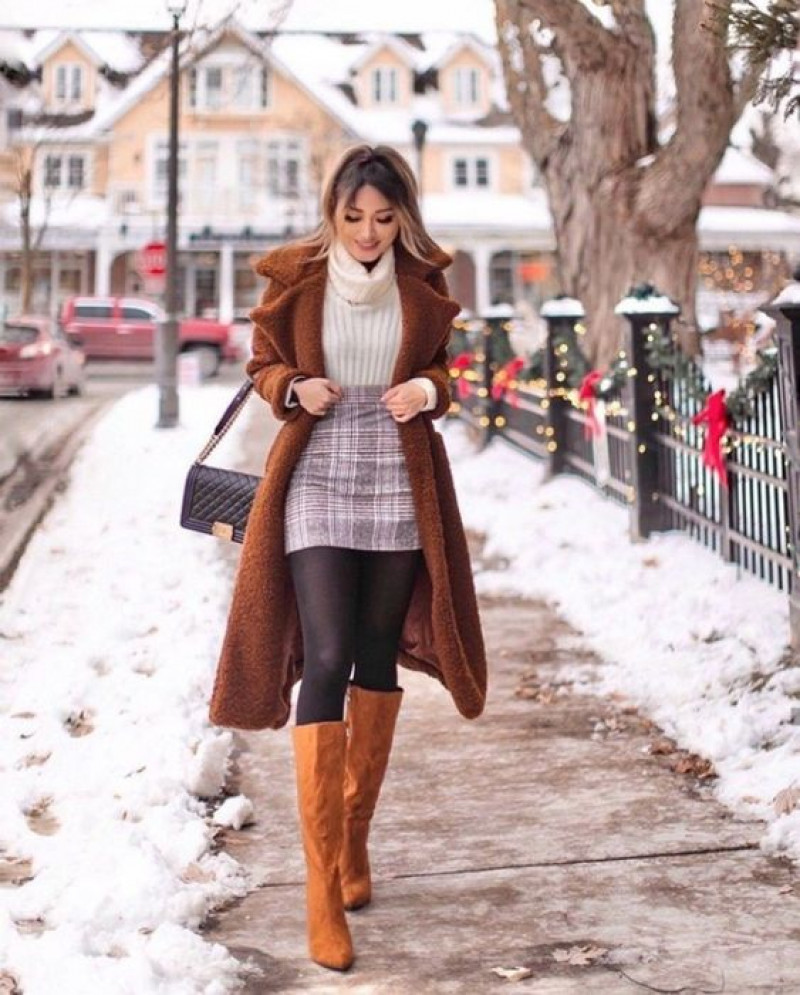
left=516, top=0, right=616, bottom=70
left=495, top=0, right=565, bottom=169
left=637, top=0, right=735, bottom=230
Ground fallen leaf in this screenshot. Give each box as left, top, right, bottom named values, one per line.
left=552, top=944, right=608, bottom=966
left=650, top=737, right=677, bottom=755
left=773, top=786, right=800, bottom=816
left=491, top=966, right=533, bottom=981
left=180, top=862, right=215, bottom=884
left=671, top=753, right=716, bottom=779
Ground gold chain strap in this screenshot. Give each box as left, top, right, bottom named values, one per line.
left=194, top=383, right=254, bottom=464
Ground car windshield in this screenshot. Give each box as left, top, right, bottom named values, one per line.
left=0, top=323, right=39, bottom=345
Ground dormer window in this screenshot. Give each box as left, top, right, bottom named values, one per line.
left=188, top=63, right=271, bottom=112
left=54, top=63, right=84, bottom=104
left=371, top=66, right=398, bottom=105
left=453, top=66, right=481, bottom=107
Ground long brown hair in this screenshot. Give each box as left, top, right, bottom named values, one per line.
left=300, top=144, right=442, bottom=263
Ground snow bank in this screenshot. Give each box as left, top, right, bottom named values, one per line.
left=0, top=386, right=252, bottom=994
left=444, top=422, right=799, bottom=860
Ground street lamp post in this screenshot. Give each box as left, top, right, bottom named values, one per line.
left=157, top=0, right=187, bottom=428
left=411, top=118, right=428, bottom=198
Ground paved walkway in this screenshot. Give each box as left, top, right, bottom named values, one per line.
left=206, top=408, right=800, bottom=993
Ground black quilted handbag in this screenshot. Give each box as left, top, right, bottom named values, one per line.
left=180, top=380, right=261, bottom=543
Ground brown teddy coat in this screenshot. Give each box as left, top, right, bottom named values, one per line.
left=208, top=239, right=487, bottom=730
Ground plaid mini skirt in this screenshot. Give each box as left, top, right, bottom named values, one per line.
left=284, top=385, right=421, bottom=554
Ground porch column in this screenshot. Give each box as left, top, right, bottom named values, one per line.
left=49, top=250, right=60, bottom=320
left=219, top=241, right=235, bottom=324
left=472, top=244, right=493, bottom=316
left=94, top=240, right=113, bottom=296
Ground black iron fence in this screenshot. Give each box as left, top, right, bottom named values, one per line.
left=449, top=291, right=800, bottom=645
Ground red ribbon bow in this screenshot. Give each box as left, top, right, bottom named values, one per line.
left=449, top=351, right=475, bottom=399
left=578, top=370, right=604, bottom=439
left=491, top=357, right=525, bottom=407
left=692, top=389, right=729, bottom=488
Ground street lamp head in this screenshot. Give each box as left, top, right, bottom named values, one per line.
left=411, top=118, right=428, bottom=152
left=165, top=0, right=188, bottom=18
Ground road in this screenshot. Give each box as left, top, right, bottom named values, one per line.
left=0, top=360, right=244, bottom=590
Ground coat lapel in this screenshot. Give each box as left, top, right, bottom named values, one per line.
left=391, top=245, right=458, bottom=385
left=264, top=241, right=455, bottom=385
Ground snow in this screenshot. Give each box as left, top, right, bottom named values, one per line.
left=540, top=297, right=584, bottom=319
left=0, top=385, right=253, bottom=993
left=422, top=190, right=553, bottom=237
left=772, top=282, right=800, bottom=307
left=713, top=146, right=774, bottom=187
left=698, top=205, right=800, bottom=253
left=212, top=796, right=254, bottom=831
left=615, top=294, right=680, bottom=315
left=1, top=374, right=799, bottom=990
left=442, top=422, right=800, bottom=862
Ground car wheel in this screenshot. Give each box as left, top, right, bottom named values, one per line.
left=40, top=368, right=66, bottom=400
left=183, top=345, right=220, bottom=380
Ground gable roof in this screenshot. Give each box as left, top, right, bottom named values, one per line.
left=347, top=34, right=421, bottom=73
left=90, top=19, right=359, bottom=139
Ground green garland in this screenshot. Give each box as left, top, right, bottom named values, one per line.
left=642, top=316, right=778, bottom=424
left=475, top=282, right=778, bottom=427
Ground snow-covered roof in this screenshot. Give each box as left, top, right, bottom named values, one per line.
left=713, top=146, right=774, bottom=187
left=21, top=28, right=144, bottom=71
left=346, top=33, right=421, bottom=72
left=422, top=190, right=552, bottom=233
left=698, top=205, right=800, bottom=253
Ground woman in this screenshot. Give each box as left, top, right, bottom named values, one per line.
left=209, top=145, right=487, bottom=972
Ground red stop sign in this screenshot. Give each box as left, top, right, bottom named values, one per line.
left=138, top=241, right=167, bottom=277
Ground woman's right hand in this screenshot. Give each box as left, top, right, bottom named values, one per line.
left=293, top=378, right=343, bottom=416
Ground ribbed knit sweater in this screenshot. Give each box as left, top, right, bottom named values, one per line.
left=322, top=280, right=402, bottom=385
left=286, top=240, right=436, bottom=409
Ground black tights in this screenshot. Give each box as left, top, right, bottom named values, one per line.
left=289, top=547, right=422, bottom=725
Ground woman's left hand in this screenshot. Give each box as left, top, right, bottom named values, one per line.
left=381, top=382, right=427, bottom=423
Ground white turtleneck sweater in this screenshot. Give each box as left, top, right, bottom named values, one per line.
left=286, top=240, right=436, bottom=409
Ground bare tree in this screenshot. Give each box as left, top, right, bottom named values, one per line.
left=495, top=0, right=781, bottom=366
left=3, top=139, right=57, bottom=314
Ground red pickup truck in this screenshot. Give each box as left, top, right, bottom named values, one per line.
left=60, top=296, right=239, bottom=378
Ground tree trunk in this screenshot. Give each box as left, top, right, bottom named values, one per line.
left=19, top=165, right=33, bottom=314
left=496, top=0, right=753, bottom=368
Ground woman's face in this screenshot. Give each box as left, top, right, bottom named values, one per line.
left=333, top=183, right=400, bottom=264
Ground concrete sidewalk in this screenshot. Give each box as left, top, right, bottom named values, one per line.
left=205, top=587, right=800, bottom=993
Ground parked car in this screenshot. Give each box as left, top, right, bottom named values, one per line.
left=59, top=296, right=240, bottom=379
left=0, top=316, right=86, bottom=398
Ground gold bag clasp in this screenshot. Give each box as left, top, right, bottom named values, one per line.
left=212, top=521, right=234, bottom=541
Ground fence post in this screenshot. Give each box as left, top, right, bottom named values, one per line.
left=763, top=293, right=800, bottom=649
left=540, top=297, right=585, bottom=478
left=615, top=289, right=679, bottom=541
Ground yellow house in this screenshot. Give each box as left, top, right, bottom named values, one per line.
left=1, top=21, right=548, bottom=319
left=2, top=19, right=797, bottom=323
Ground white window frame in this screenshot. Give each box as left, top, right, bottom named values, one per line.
left=53, top=62, right=84, bottom=105
left=193, top=139, right=219, bottom=210
left=237, top=138, right=260, bottom=210
left=41, top=150, right=90, bottom=193
left=188, top=59, right=271, bottom=112
left=453, top=66, right=481, bottom=107
left=265, top=135, right=306, bottom=199
left=149, top=136, right=188, bottom=207
left=448, top=151, right=496, bottom=191
left=371, top=65, right=399, bottom=106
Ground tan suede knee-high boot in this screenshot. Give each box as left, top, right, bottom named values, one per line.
left=340, top=685, right=403, bottom=911
left=292, top=721, right=354, bottom=971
